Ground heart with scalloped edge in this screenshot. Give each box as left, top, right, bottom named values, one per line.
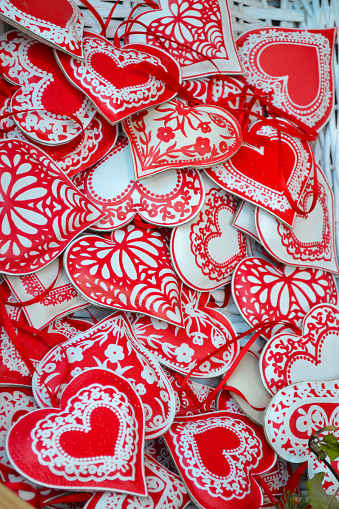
left=0, top=0, right=84, bottom=57
left=0, top=31, right=96, bottom=145
left=6, top=368, right=147, bottom=494
left=232, top=257, right=338, bottom=340
left=237, top=27, right=337, bottom=132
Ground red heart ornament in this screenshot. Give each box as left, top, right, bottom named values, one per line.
left=232, top=257, right=338, bottom=339
left=164, top=411, right=276, bottom=509
left=64, top=227, right=183, bottom=326
left=126, top=0, right=242, bottom=79
left=73, top=136, right=205, bottom=230
left=0, top=0, right=84, bottom=58
left=205, top=119, right=314, bottom=227
left=123, top=98, right=242, bottom=179
left=237, top=27, right=337, bottom=132
left=127, top=285, right=238, bottom=378
left=256, top=166, right=339, bottom=274
left=7, top=368, right=147, bottom=494
left=0, top=31, right=96, bottom=145
left=33, top=313, right=176, bottom=439
left=56, top=32, right=180, bottom=125
left=0, top=139, right=104, bottom=275
left=260, top=304, right=339, bottom=395
left=171, top=176, right=247, bottom=291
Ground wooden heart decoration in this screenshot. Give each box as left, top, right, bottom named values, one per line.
left=126, top=0, right=242, bottom=79
left=260, top=304, right=339, bottom=395
left=56, top=32, right=180, bottom=125
left=237, top=27, right=337, bottom=131
left=164, top=411, right=276, bottom=509
left=232, top=257, right=338, bottom=339
left=33, top=313, right=176, bottom=439
left=84, top=453, right=190, bottom=509
left=256, top=166, right=339, bottom=274
left=0, top=0, right=84, bottom=57
left=0, top=139, right=104, bottom=275
left=64, top=226, right=183, bottom=326
left=127, top=284, right=238, bottom=378
left=73, top=136, right=205, bottom=230
left=171, top=176, right=247, bottom=291
left=7, top=368, right=147, bottom=494
left=265, top=380, right=339, bottom=497
left=123, top=98, right=242, bottom=179
left=0, top=31, right=96, bottom=145
left=205, top=119, right=314, bottom=227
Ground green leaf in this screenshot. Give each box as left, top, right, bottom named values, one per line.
left=306, top=472, right=339, bottom=509
left=322, top=434, right=339, bottom=462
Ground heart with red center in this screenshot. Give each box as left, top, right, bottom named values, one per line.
left=123, top=98, right=242, bottom=179
left=237, top=27, right=337, bottom=132
left=164, top=411, right=276, bottom=509
left=64, top=226, right=183, bottom=326
left=0, top=31, right=96, bottom=145
left=255, top=166, right=339, bottom=274
left=171, top=176, right=247, bottom=291
left=232, top=257, right=338, bottom=340
left=205, top=119, right=314, bottom=227
left=260, top=304, right=339, bottom=395
left=0, top=0, right=84, bottom=57
left=56, top=32, right=180, bottom=126
left=7, top=368, right=146, bottom=494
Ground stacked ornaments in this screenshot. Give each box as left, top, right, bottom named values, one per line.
left=0, top=0, right=337, bottom=508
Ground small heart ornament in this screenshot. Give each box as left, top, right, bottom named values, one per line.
left=123, top=98, right=242, bottom=179
left=7, top=368, right=147, bottom=494
left=64, top=226, right=183, bottom=326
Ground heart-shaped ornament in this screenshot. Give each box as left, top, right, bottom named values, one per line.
left=260, top=304, right=339, bottom=395
left=256, top=166, right=339, bottom=274
left=233, top=201, right=260, bottom=242
left=64, top=226, right=183, bottom=326
left=0, top=139, right=104, bottom=275
left=56, top=32, right=180, bottom=125
left=73, top=137, right=205, bottom=230
left=237, top=27, right=337, bottom=132
left=205, top=119, right=314, bottom=227
left=123, top=98, right=242, bottom=179
left=7, top=368, right=147, bottom=494
left=0, top=31, right=96, bottom=145
left=0, top=0, right=84, bottom=58
left=171, top=175, right=247, bottom=291
left=127, top=284, right=238, bottom=378
left=33, top=313, right=176, bottom=439
left=232, top=257, right=338, bottom=339
left=164, top=411, right=276, bottom=509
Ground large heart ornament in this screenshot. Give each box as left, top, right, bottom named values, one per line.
left=126, top=285, right=238, bottom=378
left=205, top=119, right=314, bottom=227
left=171, top=176, right=247, bottom=291
left=123, top=98, right=242, bottom=179
left=64, top=226, right=183, bottom=326
left=256, top=166, right=339, bottom=274
left=33, top=313, right=176, bottom=439
left=0, top=139, right=104, bottom=275
left=127, top=0, right=242, bottom=79
left=0, top=0, right=84, bottom=57
left=0, top=31, right=96, bottom=145
left=232, top=257, right=338, bottom=339
left=237, top=28, right=337, bottom=132
left=164, top=411, right=276, bottom=509
left=260, top=304, right=339, bottom=395
left=73, top=137, right=205, bottom=230
left=85, top=453, right=190, bottom=509
left=56, top=32, right=180, bottom=125
left=7, top=368, right=147, bottom=494
left=265, top=380, right=339, bottom=497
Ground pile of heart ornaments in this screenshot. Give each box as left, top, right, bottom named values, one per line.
left=0, top=0, right=337, bottom=508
